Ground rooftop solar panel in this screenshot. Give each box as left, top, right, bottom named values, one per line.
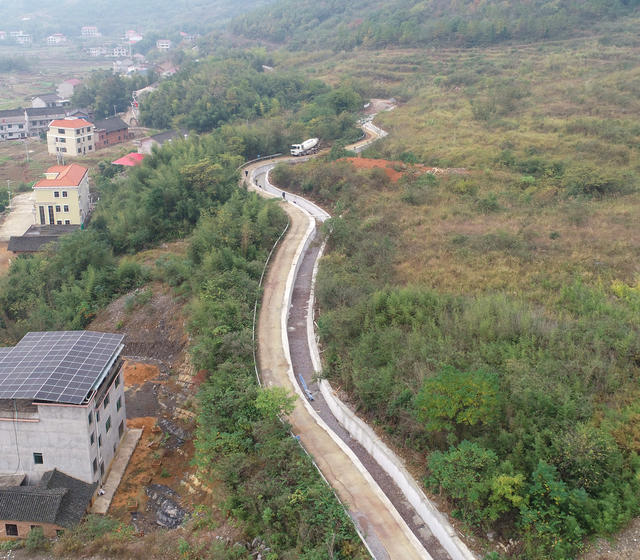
left=0, top=331, right=124, bottom=405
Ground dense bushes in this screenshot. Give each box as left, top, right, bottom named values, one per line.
left=0, top=230, right=148, bottom=343
left=182, top=190, right=365, bottom=558
left=315, top=262, right=640, bottom=557
left=231, top=0, right=640, bottom=51
left=140, top=55, right=362, bottom=141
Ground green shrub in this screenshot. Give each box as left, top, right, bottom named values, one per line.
left=25, top=526, right=48, bottom=552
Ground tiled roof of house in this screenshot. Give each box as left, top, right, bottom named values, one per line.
left=112, top=152, right=145, bottom=166
left=0, top=469, right=96, bottom=528
left=0, top=486, right=67, bottom=524
left=8, top=235, right=60, bottom=253
left=40, top=469, right=97, bottom=527
left=34, top=164, right=87, bottom=188
left=26, top=107, right=67, bottom=117
left=149, top=129, right=187, bottom=144
left=8, top=225, right=80, bottom=253
left=49, top=118, right=93, bottom=129
left=93, top=117, right=128, bottom=133
left=0, top=108, right=25, bottom=118
left=33, top=93, right=61, bottom=103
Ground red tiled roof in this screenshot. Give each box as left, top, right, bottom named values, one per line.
left=112, top=152, right=145, bottom=166
left=34, top=164, right=87, bottom=187
left=49, top=119, right=93, bottom=129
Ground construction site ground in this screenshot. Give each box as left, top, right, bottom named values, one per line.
left=87, top=280, right=209, bottom=533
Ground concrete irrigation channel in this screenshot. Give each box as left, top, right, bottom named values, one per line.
left=244, top=123, right=475, bottom=560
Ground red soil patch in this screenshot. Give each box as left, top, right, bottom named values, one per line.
left=343, top=157, right=404, bottom=182
left=124, top=360, right=161, bottom=386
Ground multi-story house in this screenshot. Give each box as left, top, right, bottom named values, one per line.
left=0, top=331, right=127, bottom=485
left=32, top=93, right=68, bottom=109
left=0, top=107, right=68, bottom=140
left=33, top=163, right=90, bottom=226
left=156, top=39, right=172, bottom=50
left=46, top=33, right=67, bottom=46
left=80, top=26, right=99, bottom=39
left=0, top=109, right=28, bottom=140
left=47, top=118, right=95, bottom=156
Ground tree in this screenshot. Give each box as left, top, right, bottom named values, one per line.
left=415, top=366, right=500, bottom=436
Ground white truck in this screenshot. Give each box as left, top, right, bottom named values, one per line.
left=290, top=138, right=319, bottom=156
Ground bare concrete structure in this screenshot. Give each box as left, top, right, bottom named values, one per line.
left=0, top=331, right=127, bottom=485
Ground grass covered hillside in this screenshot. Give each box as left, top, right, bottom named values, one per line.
left=231, top=0, right=640, bottom=50
left=270, top=29, right=640, bottom=560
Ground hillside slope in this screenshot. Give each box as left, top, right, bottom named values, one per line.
left=231, top=0, right=640, bottom=50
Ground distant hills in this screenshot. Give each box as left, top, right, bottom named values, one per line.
left=229, top=0, right=640, bottom=50
left=0, top=0, right=274, bottom=38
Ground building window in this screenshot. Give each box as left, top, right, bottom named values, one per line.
left=56, top=529, right=65, bottom=537
left=98, top=434, right=102, bottom=447
left=115, top=374, right=120, bottom=388
left=90, top=432, right=95, bottom=445
left=33, top=452, right=43, bottom=465
left=58, top=137, right=65, bottom=143
left=64, top=220, right=70, bottom=225
left=63, top=205, right=69, bottom=212
left=105, top=416, right=111, bottom=432
left=116, top=396, right=122, bottom=411
left=55, top=205, right=61, bottom=212
left=96, top=410, right=100, bottom=422
left=54, top=191, right=60, bottom=198
left=100, top=462, right=104, bottom=477
left=5, top=524, right=18, bottom=537
left=61, top=147, right=67, bottom=153
left=103, top=393, right=109, bottom=407
left=88, top=411, right=93, bottom=424
left=56, top=220, right=62, bottom=225
left=118, top=420, right=124, bottom=438
left=88, top=145, right=92, bottom=150
left=92, top=458, right=97, bottom=474
left=62, top=191, right=68, bottom=197
left=57, top=128, right=64, bottom=134
left=88, top=135, right=92, bottom=140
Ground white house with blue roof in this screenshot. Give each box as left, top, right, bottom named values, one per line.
left=0, top=331, right=127, bottom=485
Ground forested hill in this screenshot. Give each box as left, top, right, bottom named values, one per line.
left=0, top=0, right=274, bottom=37
left=230, top=0, right=640, bottom=49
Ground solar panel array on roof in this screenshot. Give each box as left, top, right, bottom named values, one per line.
left=0, top=331, right=124, bottom=405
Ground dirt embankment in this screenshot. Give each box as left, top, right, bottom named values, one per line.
left=88, top=282, right=209, bottom=532
left=343, top=156, right=468, bottom=183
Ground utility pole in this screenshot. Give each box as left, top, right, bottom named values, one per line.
left=6, top=180, right=11, bottom=210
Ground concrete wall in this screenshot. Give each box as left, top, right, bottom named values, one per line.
left=91, top=370, right=127, bottom=483
left=0, top=401, right=93, bottom=484
left=0, top=368, right=127, bottom=485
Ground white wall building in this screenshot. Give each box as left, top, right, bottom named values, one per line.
left=0, top=331, right=127, bottom=485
